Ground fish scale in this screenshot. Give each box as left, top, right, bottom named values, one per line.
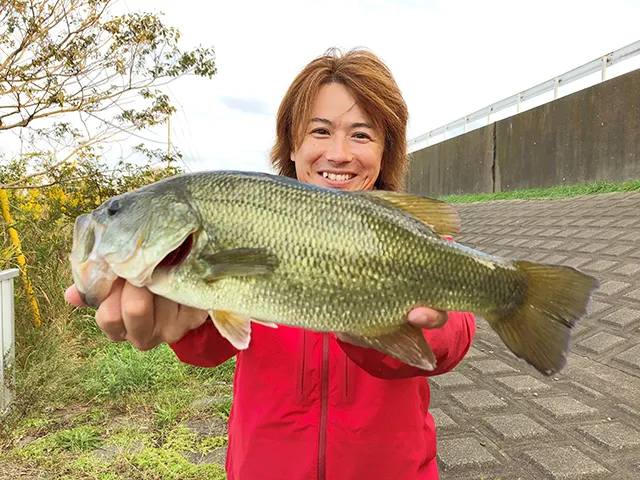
left=70, top=171, right=599, bottom=375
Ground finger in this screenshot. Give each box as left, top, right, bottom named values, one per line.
left=407, top=307, right=449, bottom=329
left=120, top=282, right=157, bottom=350
left=156, top=299, right=208, bottom=345
left=95, top=278, right=127, bottom=341
left=65, top=285, right=88, bottom=307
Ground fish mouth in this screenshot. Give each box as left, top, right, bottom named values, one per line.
left=157, top=234, right=194, bottom=269
left=70, top=218, right=196, bottom=307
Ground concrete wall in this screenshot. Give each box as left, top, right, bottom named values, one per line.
left=406, top=126, right=494, bottom=197
left=407, top=67, right=640, bottom=196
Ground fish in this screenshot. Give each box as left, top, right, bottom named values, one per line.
left=69, top=170, right=600, bottom=376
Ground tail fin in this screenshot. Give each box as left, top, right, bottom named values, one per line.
left=486, top=261, right=599, bottom=376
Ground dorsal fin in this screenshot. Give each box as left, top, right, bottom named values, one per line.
left=360, top=190, right=461, bottom=237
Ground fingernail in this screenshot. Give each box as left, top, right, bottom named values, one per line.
left=408, top=310, right=429, bottom=324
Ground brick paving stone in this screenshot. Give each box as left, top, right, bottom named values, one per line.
left=552, top=240, right=580, bottom=251
left=436, top=193, right=640, bottom=480
left=573, top=324, right=596, bottom=343
left=570, top=218, right=594, bottom=227
left=430, top=408, right=457, bottom=429
left=526, top=239, right=546, bottom=248
left=589, top=217, right=619, bottom=227
left=605, top=244, right=636, bottom=256
left=532, top=396, right=598, bottom=420
left=576, top=243, right=609, bottom=253
left=616, top=403, right=640, bottom=419
left=569, top=382, right=603, bottom=399
left=616, top=344, right=640, bottom=370
left=524, top=446, right=609, bottom=479
left=524, top=252, right=548, bottom=262
left=583, top=259, right=618, bottom=272
left=597, top=280, right=631, bottom=296
left=430, top=372, right=474, bottom=389
left=563, top=257, right=591, bottom=269
left=577, top=332, right=626, bottom=354
left=468, top=359, right=518, bottom=375
left=578, top=422, right=640, bottom=450
left=575, top=229, right=601, bottom=239
left=511, top=238, right=529, bottom=247
left=542, top=254, right=569, bottom=264
left=484, top=413, right=550, bottom=440
left=608, top=218, right=640, bottom=228
left=436, top=438, right=499, bottom=472
left=541, top=240, right=565, bottom=250
left=451, top=390, right=507, bottom=411
left=594, top=230, right=625, bottom=240
left=587, top=300, right=613, bottom=315
left=613, top=263, right=640, bottom=276
left=464, top=346, right=487, bottom=359
left=601, top=308, right=640, bottom=328
left=558, top=228, right=581, bottom=238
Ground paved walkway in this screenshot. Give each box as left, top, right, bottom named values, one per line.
left=433, top=192, right=640, bottom=480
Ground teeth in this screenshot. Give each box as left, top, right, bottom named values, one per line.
left=322, top=172, right=355, bottom=181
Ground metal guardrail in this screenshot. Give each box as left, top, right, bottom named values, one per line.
left=408, top=40, right=640, bottom=152
left=1, top=268, right=18, bottom=415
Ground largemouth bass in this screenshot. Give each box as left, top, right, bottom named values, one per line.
left=70, top=171, right=599, bottom=376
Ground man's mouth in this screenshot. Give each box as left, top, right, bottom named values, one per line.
left=321, top=172, right=356, bottom=182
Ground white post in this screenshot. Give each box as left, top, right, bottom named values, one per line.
left=601, top=57, right=608, bottom=81
left=554, top=77, right=560, bottom=99
left=1, top=268, right=19, bottom=415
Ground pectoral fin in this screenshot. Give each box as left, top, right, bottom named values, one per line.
left=336, top=323, right=436, bottom=371
left=210, top=310, right=252, bottom=350
left=360, top=190, right=460, bottom=237
left=199, top=248, right=279, bottom=281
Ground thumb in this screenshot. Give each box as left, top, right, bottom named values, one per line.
left=407, top=307, right=449, bottom=329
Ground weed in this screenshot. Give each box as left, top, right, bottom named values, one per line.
left=53, top=426, right=103, bottom=452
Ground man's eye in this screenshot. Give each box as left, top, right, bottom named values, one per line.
left=311, top=128, right=329, bottom=136
left=353, top=133, right=372, bottom=140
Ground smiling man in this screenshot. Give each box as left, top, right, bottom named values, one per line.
left=66, top=48, right=476, bottom=480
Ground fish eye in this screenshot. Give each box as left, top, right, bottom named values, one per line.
left=107, top=199, right=121, bottom=217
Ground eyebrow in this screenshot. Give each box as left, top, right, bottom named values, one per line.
left=309, top=117, right=375, bottom=130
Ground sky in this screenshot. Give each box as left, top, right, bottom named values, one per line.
left=4, top=0, right=640, bottom=174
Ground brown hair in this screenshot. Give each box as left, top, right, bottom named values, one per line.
left=270, top=48, right=409, bottom=192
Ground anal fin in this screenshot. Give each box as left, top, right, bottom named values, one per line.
left=336, top=323, right=436, bottom=371
left=210, top=310, right=252, bottom=350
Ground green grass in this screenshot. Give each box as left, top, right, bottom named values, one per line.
left=439, top=180, right=640, bottom=204
left=1, top=314, right=235, bottom=479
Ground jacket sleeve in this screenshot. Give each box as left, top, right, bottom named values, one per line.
left=169, top=317, right=238, bottom=368
left=337, top=311, right=476, bottom=380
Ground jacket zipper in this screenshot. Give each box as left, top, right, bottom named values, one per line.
left=318, top=332, right=329, bottom=480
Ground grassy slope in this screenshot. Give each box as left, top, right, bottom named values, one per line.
left=439, top=180, right=640, bottom=204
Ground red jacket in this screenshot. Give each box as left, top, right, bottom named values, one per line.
left=170, top=311, right=475, bottom=480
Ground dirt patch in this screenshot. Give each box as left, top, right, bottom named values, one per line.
left=184, top=416, right=228, bottom=439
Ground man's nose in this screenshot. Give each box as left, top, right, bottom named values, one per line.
left=325, top=135, right=351, bottom=163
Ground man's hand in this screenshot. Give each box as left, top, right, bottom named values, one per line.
left=65, top=280, right=209, bottom=351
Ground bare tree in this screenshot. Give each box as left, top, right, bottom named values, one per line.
left=0, top=0, right=216, bottom=186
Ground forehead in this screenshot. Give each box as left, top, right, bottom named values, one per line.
left=310, top=83, right=373, bottom=124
